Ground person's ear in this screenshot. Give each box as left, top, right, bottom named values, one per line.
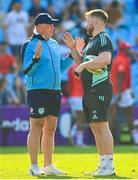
left=38, top=24, right=43, bottom=32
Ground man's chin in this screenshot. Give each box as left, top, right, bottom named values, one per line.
left=87, top=32, right=93, bottom=37
left=87, top=30, right=93, bottom=37
left=45, top=34, right=53, bottom=39
left=49, top=33, right=53, bottom=38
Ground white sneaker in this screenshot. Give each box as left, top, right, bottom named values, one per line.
left=84, top=166, right=100, bottom=176
left=92, top=166, right=115, bottom=176
left=29, top=164, right=44, bottom=176
left=42, top=164, right=67, bottom=175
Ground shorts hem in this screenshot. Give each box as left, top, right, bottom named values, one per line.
left=30, top=114, right=48, bottom=119
left=88, top=119, right=108, bottom=124
left=30, top=113, right=59, bottom=119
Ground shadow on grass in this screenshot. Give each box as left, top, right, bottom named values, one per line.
left=36, top=174, right=129, bottom=179
left=0, top=145, right=138, bottom=154
left=37, top=175, right=87, bottom=179
left=90, top=174, right=129, bottom=179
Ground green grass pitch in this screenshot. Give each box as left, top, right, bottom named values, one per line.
left=0, top=145, right=138, bottom=179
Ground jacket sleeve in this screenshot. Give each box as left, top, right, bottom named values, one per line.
left=21, top=42, right=39, bottom=76
left=60, top=55, right=74, bottom=73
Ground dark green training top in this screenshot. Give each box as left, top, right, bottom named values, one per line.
left=81, top=31, right=113, bottom=93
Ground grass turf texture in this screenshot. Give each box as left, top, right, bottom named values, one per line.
left=0, top=145, right=138, bottom=179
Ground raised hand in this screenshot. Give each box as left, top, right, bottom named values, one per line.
left=63, top=32, right=76, bottom=50
left=34, top=41, right=42, bottom=60
left=76, top=37, right=85, bottom=53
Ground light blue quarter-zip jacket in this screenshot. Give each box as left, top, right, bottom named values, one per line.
left=21, top=34, right=73, bottom=91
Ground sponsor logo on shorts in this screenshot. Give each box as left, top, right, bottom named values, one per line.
left=92, top=114, right=98, bottom=119
left=92, top=110, right=98, bottom=120
left=30, top=107, right=34, bottom=114
left=98, top=95, right=105, bottom=101
left=38, top=107, right=45, bottom=115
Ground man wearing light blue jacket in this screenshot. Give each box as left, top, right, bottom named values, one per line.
left=22, top=13, right=74, bottom=176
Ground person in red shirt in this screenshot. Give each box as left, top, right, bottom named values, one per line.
left=68, top=63, right=85, bottom=146
left=110, top=41, right=138, bottom=144
left=0, top=41, right=16, bottom=74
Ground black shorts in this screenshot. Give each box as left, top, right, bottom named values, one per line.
left=27, top=89, right=62, bottom=118
left=82, top=80, right=113, bottom=123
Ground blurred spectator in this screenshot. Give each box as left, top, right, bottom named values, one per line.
left=132, top=36, right=138, bottom=62
left=110, top=41, right=138, bottom=145
left=3, top=0, right=29, bottom=60
left=69, top=1, right=82, bottom=25
left=104, top=0, right=123, bottom=28
left=0, top=3, right=5, bottom=42
left=28, top=0, right=46, bottom=19
left=52, top=0, right=74, bottom=15
left=0, top=76, right=13, bottom=105
left=101, top=0, right=113, bottom=6
left=79, top=0, right=87, bottom=12
left=61, top=9, right=76, bottom=32
left=0, top=74, right=25, bottom=105
left=86, top=0, right=102, bottom=11
left=68, top=64, right=85, bottom=146
left=0, top=41, right=16, bottom=74
left=11, top=76, right=26, bottom=104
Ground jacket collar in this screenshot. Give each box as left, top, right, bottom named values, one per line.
left=33, top=33, right=45, bottom=40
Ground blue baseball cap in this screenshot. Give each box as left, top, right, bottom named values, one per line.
left=35, top=13, right=58, bottom=25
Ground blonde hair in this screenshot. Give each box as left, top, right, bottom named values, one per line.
left=85, top=9, right=108, bottom=23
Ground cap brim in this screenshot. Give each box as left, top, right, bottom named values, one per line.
left=51, top=18, right=59, bottom=23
